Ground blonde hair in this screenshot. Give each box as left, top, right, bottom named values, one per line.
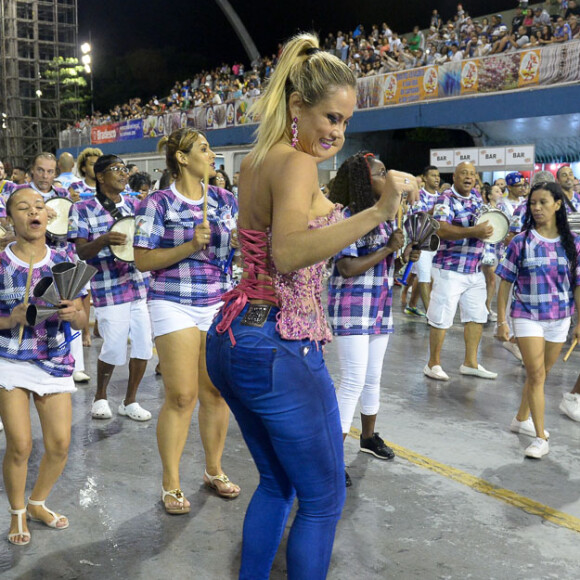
left=250, top=33, right=356, bottom=167
left=158, top=128, right=203, bottom=177
left=77, top=147, right=103, bottom=177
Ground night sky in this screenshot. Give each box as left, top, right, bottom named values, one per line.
left=77, top=0, right=513, bottom=111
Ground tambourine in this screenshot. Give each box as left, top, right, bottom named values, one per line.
left=109, top=216, right=135, bottom=262
left=45, top=197, right=73, bottom=242
left=475, top=207, right=509, bottom=244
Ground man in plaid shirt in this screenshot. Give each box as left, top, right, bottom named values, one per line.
left=68, top=155, right=153, bottom=422
left=424, top=162, right=498, bottom=381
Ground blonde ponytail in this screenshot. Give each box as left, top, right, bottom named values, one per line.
left=250, top=33, right=356, bottom=167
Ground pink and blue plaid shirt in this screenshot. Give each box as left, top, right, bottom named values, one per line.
left=496, top=229, right=580, bottom=321
left=0, top=245, right=77, bottom=377
left=432, top=186, right=485, bottom=274
left=68, top=196, right=147, bottom=308
left=328, top=214, right=396, bottom=335
left=410, top=187, right=439, bottom=215
left=133, top=184, right=238, bottom=306
left=69, top=180, right=96, bottom=200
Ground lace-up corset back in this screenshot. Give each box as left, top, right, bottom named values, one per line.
left=267, top=204, right=343, bottom=342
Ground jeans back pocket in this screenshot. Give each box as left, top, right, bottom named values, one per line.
left=230, top=344, right=277, bottom=398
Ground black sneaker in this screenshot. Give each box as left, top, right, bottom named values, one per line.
left=360, top=433, right=395, bottom=460
left=345, top=469, right=352, bottom=487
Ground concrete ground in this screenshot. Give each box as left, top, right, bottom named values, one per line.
left=1, top=289, right=580, bottom=579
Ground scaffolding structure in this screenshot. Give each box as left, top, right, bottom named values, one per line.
left=0, top=0, right=78, bottom=166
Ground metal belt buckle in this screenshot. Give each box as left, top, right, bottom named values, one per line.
left=241, top=304, right=272, bottom=327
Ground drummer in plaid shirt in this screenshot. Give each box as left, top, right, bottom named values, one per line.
left=68, top=155, right=153, bottom=422
left=424, top=161, right=498, bottom=382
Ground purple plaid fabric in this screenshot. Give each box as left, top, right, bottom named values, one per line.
left=68, top=196, right=147, bottom=308
left=432, top=187, right=485, bottom=274
left=328, top=213, right=396, bottom=335
left=509, top=201, right=527, bottom=234
left=69, top=180, right=96, bottom=200
left=0, top=195, right=5, bottom=219
left=13, top=182, right=70, bottom=200
left=0, top=245, right=76, bottom=376
left=410, top=187, right=439, bottom=214
left=133, top=184, right=238, bottom=306
left=496, top=229, right=580, bottom=320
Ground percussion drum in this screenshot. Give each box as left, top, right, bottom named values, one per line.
left=475, top=207, right=509, bottom=244
left=567, top=213, right=580, bottom=234
left=109, top=216, right=135, bottom=262
left=45, top=197, right=73, bottom=242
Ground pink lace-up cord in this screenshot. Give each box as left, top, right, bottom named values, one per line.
left=216, top=229, right=279, bottom=343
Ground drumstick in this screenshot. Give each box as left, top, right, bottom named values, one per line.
left=203, top=162, right=209, bottom=224
left=18, top=255, right=35, bottom=346
left=564, top=339, right=577, bottom=362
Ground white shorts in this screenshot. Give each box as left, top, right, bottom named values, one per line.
left=149, top=300, right=222, bottom=338
left=412, top=250, right=435, bottom=283
left=0, top=358, right=76, bottom=397
left=513, top=317, right=571, bottom=343
left=427, top=269, right=488, bottom=329
left=96, top=299, right=153, bottom=366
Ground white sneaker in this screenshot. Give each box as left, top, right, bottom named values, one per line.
left=73, top=370, right=91, bottom=383
left=487, top=309, right=498, bottom=322
left=524, top=437, right=549, bottom=459
left=559, top=393, right=580, bottom=422
left=502, top=341, right=522, bottom=361
left=423, top=364, right=449, bottom=381
left=510, top=416, right=549, bottom=439
left=118, top=401, right=152, bottom=422
left=459, top=364, right=497, bottom=379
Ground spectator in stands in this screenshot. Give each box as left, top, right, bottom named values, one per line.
left=512, top=6, right=525, bottom=33
left=565, top=0, right=580, bottom=19
left=569, top=14, right=580, bottom=37
left=431, top=9, right=442, bottom=30
left=533, top=7, right=552, bottom=32
left=11, top=166, right=28, bottom=186
left=553, top=16, right=573, bottom=41
left=448, top=43, right=464, bottom=61
left=409, top=26, right=425, bottom=51
left=210, top=169, right=232, bottom=192
left=538, top=24, right=554, bottom=44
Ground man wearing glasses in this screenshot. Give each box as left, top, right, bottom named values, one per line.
left=68, top=155, right=152, bottom=422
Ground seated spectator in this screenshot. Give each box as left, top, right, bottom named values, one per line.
left=570, top=15, right=580, bottom=37
left=553, top=16, right=572, bottom=42
left=409, top=26, right=424, bottom=51
left=533, top=7, right=552, bottom=32
left=538, top=24, right=554, bottom=44
left=565, top=0, right=580, bottom=19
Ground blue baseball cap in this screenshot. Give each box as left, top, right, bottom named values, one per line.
left=505, top=172, right=524, bottom=186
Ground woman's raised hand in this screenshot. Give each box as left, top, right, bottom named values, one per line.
left=376, top=170, right=419, bottom=221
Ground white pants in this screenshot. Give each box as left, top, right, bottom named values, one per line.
left=335, top=334, right=390, bottom=434
left=69, top=333, right=85, bottom=372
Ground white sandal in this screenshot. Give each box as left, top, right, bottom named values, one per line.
left=161, top=487, right=190, bottom=515
left=27, top=499, right=69, bottom=529
left=203, top=470, right=241, bottom=499
left=7, top=508, right=31, bottom=545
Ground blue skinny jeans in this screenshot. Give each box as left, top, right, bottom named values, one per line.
left=206, top=306, right=345, bottom=580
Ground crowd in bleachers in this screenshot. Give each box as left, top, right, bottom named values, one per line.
left=69, top=2, right=580, bottom=130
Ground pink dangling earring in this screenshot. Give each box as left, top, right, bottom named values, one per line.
left=291, top=117, right=298, bottom=148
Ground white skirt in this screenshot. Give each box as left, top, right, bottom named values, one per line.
left=0, top=358, right=76, bottom=397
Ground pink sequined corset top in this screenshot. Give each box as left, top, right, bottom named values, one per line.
left=216, top=205, right=343, bottom=343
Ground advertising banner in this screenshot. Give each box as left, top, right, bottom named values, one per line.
left=430, top=149, right=455, bottom=170
left=478, top=147, right=506, bottom=169
left=117, top=119, right=143, bottom=141
left=142, top=115, right=166, bottom=138
left=505, top=145, right=535, bottom=167
left=460, top=60, right=479, bottom=95
left=91, top=123, right=118, bottom=145
left=518, top=49, right=541, bottom=87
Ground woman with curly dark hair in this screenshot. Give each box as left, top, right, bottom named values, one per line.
left=328, top=152, right=419, bottom=485
left=496, top=182, right=580, bottom=459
